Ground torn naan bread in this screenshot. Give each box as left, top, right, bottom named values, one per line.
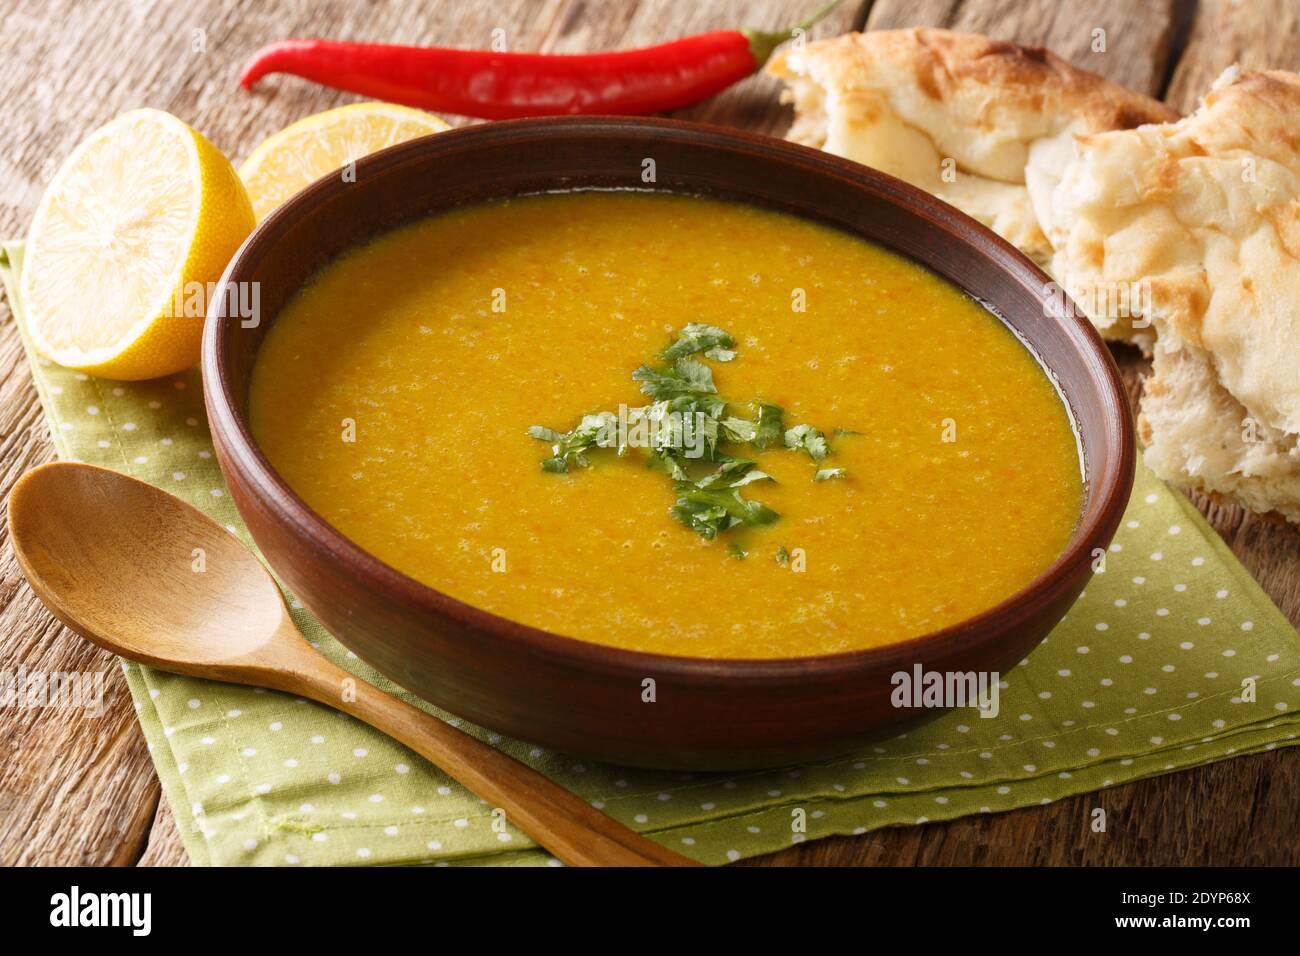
left=768, top=28, right=1176, bottom=275
left=1048, top=67, right=1300, bottom=522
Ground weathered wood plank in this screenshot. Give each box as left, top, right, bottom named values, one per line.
left=0, top=290, right=163, bottom=865
left=866, top=0, right=1181, bottom=94
left=136, top=797, right=189, bottom=868
left=1166, top=0, right=1300, bottom=110
left=1, top=0, right=1297, bottom=868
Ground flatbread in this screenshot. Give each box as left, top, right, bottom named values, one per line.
left=768, top=28, right=1176, bottom=276
left=1048, top=67, right=1300, bottom=522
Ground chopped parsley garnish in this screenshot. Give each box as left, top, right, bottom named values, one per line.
left=670, top=484, right=779, bottom=539
left=526, top=414, right=617, bottom=474
left=529, top=325, right=852, bottom=542
left=661, top=322, right=736, bottom=362
left=783, top=423, right=830, bottom=462
left=751, top=403, right=785, bottom=449
left=633, top=356, right=717, bottom=401
left=722, top=402, right=784, bottom=449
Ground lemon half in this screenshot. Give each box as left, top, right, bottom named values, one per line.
left=21, top=109, right=255, bottom=381
left=238, top=102, right=450, bottom=222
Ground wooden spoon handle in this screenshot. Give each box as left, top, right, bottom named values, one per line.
left=295, top=660, right=701, bottom=867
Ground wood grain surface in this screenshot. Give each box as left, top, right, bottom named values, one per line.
left=0, top=0, right=1296, bottom=867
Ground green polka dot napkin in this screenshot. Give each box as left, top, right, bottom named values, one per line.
left=4, top=239, right=1299, bottom=867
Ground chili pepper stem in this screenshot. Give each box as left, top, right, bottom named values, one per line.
left=742, top=0, right=843, bottom=69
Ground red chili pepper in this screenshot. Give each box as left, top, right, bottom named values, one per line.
left=239, top=2, right=840, bottom=120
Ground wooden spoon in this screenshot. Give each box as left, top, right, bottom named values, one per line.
left=7, top=461, right=700, bottom=867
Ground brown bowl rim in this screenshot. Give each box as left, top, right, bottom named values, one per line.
left=202, top=115, right=1135, bottom=681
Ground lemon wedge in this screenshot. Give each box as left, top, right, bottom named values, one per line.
left=21, top=109, right=255, bottom=381
left=238, top=102, right=450, bottom=222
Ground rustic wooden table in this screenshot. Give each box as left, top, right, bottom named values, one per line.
left=1, top=0, right=1297, bottom=867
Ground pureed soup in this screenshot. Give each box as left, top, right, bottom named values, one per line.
left=250, top=192, right=1083, bottom=659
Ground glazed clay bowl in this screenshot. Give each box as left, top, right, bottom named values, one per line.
left=203, top=116, right=1134, bottom=771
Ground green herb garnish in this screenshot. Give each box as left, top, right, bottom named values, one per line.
left=784, top=423, right=829, bottom=462
left=661, top=322, right=737, bottom=362
left=530, top=325, right=851, bottom=543
left=633, top=357, right=717, bottom=400
left=722, top=402, right=784, bottom=449
left=670, top=484, right=779, bottom=539
left=527, top=414, right=617, bottom=473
